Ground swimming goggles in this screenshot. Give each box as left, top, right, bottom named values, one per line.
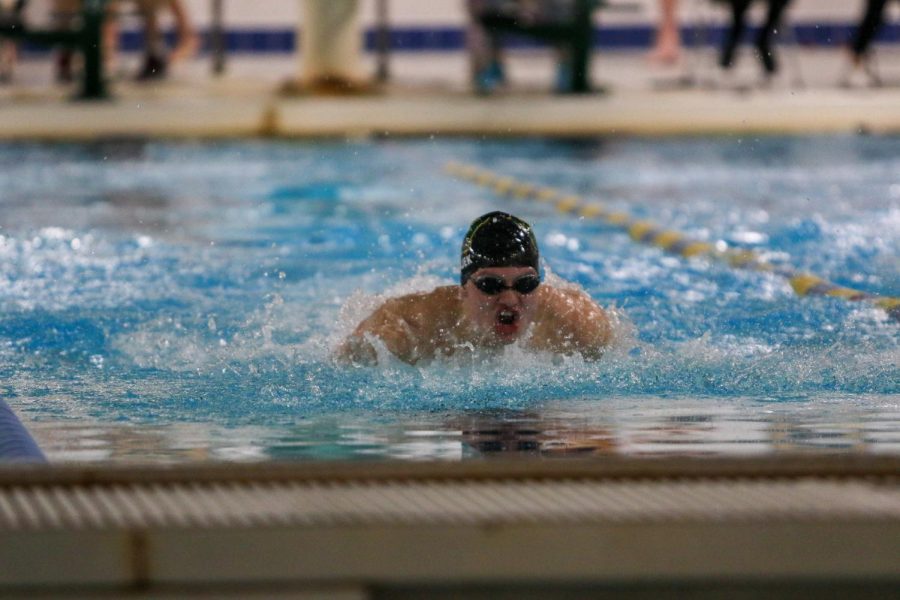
left=472, top=274, right=541, bottom=295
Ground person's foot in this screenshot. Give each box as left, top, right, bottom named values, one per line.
left=755, top=39, right=777, bottom=75
left=474, top=61, right=505, bottom=95
left=280, top=75, right=378, bottom=97
left=55, top=51, right=73, bottom=83
left=647, top=30, right=681, bottom=66
left=838, top=50, right=882, bottom=89
left=858, top=56, right=883, bottom=87
left=475, top=70, right=499, bottom=95
left=487, top=60, right=505, bottom=84
left=719, top=45, right=736, bottom=71
left=136, top=53, right=167, bottom=81
left=170, top=32, right=200, bottom=65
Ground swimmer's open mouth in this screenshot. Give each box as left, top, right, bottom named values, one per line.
left=497, top=310, right=518, bottom=326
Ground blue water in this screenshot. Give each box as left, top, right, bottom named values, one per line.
left=1, top=136, right=897, bottom=462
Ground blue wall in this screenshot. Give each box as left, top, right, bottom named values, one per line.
left=20, top=23, right=898, bottom=55
left=124, top=23, right=899, bottom=53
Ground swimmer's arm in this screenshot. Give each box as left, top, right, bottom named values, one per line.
left=335, top=303, right=419, bottom=365
left=573, top=304, right=611, bottom=360
left=545, top=289, right=612, bottom=360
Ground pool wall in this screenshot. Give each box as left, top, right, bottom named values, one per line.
left=1, top=456, right=898, bottom=598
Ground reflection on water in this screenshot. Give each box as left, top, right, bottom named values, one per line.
left=26, top=396, right=898, bottom=463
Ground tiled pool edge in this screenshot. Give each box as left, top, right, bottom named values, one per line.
left=1, top=456, right=898, bottom=596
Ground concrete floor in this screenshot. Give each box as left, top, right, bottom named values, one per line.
left=0, top=46, right=897, bottom=139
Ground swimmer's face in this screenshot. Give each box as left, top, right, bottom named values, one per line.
left=461, top=266, right=540, bottom=345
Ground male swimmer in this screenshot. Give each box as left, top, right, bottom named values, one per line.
left=336, top=211, right=611, bottom=365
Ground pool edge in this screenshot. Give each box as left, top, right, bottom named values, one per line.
left=1, top=455, right=897, bottom=596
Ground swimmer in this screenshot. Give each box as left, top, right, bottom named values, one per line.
left=336, top=211, right=611, bottom=365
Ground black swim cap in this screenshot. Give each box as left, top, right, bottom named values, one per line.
left=460, top=211, right=540, bottom=285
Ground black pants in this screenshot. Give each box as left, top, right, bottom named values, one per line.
left=0, top=0, right=26, bottom=24
left=720, top=0, right=792, bottom=74
left=852, top=0, right=897, bottom=58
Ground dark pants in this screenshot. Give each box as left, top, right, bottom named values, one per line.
left=852, top=0, right=896, bottom=58
left=0, top=0, right=26, bottom=25
left=720, top=0, right=792, bottom=74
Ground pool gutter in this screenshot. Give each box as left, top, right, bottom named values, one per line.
left=1, top=455, right=898, bottom=597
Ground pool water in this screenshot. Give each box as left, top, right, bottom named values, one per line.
left=1, top=136, right=898, bottom=462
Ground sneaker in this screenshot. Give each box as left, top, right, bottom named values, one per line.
left=55, top=50, right=73, bottom=83
left=136, top=53, right=167, bottom=81
left=475, top=68, right=500, bottom=95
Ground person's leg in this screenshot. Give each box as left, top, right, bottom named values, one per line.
left=648, top=0, right=681, bottom=64
left=467, top=1, right=491, bottom=81
left=100, top=1, right=121, bottom=75
left=167, top=0, right=198, bottom=65
left=755, top=0, right=791, bottom=74
left=851, top=0, right=888, bottom=60
left=466, top=0, right=506, bottom=94
left=0, top=42, right=15, bottom=84
left=720, top=0, right=753, bottom=69
left=52, top=0, right=80, bottom=82
left=0, top=1, right=24, bottom=83
left=136, top=0, right=168, bottom=80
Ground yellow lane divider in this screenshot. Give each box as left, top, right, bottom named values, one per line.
left=445, top=161, right=900, bottom=322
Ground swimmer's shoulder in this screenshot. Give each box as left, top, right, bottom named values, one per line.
left=539, top=283, right=600, bottom=312
left=536, top=282, right=611, bottom=350
left=378, top=286, right=461, bottom=326
left=380, top=285, right=458, bottom=310
left=341, top=287, right=461, bottom=365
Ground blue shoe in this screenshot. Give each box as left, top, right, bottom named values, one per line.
left=487, top=60, right=506, bottom=84
left=475, top=69, right=501, bottom=95
left=555, top=61, right=572, bottom=93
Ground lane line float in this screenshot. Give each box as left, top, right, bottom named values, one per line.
left=445, top=161, right=900, bottom=322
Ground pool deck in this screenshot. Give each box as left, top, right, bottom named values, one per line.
left=0, top=48, right=899, bottom=139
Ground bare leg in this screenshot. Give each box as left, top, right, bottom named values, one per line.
left=0, top=41, right=16, bottom=83
left=103, top=1, right=120, bottom=74
left=648, top=0, right=681, bottom=65
left=167, top=0, right=198, bottom=65
left=0, top=0, right=24, bottom=82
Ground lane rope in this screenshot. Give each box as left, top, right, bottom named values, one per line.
left=445, top=161, right=900, bottom=323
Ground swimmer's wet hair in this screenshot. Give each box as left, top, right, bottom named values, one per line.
left=460, top=211, right=540, bottom=285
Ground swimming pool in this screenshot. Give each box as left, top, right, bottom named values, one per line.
left=1, top=136, right=897, bottom=462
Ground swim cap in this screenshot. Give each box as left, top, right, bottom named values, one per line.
left=460, top=211, right=540, bottom=285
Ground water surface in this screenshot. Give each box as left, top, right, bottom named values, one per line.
left=1, top=136, right=897, bottom=462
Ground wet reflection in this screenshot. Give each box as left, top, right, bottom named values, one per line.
left=22, top=397, right=899, bottom=464
left=83, top=140, right=151, bottom=162
left=456, top=409, right=617, bottom=457
left=95, top=190, right=173, bottom=231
